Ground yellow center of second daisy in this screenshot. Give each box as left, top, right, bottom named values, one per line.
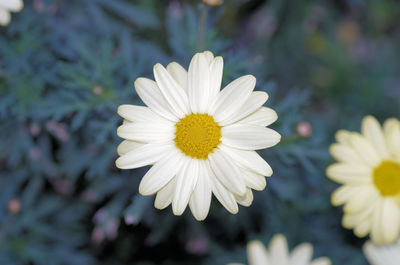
left=174, top=113, right=221, bottom=159
left=373, top=161, right=400, bottom=196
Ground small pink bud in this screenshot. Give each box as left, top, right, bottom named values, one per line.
left=296, top=121, right=312, bottom=138
left=7, top=199, right=21, bottom=214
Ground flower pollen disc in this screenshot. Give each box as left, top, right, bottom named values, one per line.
left=174, top=113, right=221, bottom=159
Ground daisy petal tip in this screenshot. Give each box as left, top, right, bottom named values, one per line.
left=203, top=50, right=214, bottom=56
left=116, top=104, right=129, bottom=117
left=154, top=203, right=164, bottom=210
left=325, top=166, right=334, bottom=180
left=153, top=63, right=164, bottom=73
left=330, top=195, right=341, bottom=207
left=193, top=213, right=207, bottom=222
left=138, top=184, right=154, bottom=196
left=362, top=115, right=377, bottom=124
left=258, top=91, right=269, bottom=101
left=134, top=77, right=145, bottom=85
left=115, top=160, right=121, bottom=169
left=231, top=208, right=239, bottom=214
left=246, top=74, right=256, bottom=83
left=269, top=131, right=282, bottom=146
left=172, top=209, right=184, bottom=216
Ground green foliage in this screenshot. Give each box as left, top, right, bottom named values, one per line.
left=0, top=0, right=399, bottom=265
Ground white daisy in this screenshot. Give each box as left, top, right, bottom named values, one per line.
left=363, top=240, right=400, bottom=265
left=0, top=0, right=23, bottom=26
left=227, top=234, right=331, bottom=265
left=116, top=51, right=280, bottom=221
left=327, top=116, right=400, bottom=244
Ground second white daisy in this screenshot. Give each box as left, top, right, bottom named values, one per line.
left=327, top=116, right=400, bottom=244
left=227, top=234, right=331, bottom=265
left=116, top=51, right=280, bottom=221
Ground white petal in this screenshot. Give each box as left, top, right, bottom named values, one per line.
left=117, top=140, right=144, bottom=156
left=0, top=0, right=23, bottom=12
left=326, top=163, right=372, bottom=184
left=208, top=161, right=238, bottom=214
left=166, top=62, right=188, bottom=92
left=289, top=243, right=313, bottom=265
left=221, top=124, right=281, bottom=150
left=237, top=107, right=278, bottom=127
left=234, top=188, right=254, bottom=207
left=187, top=53, right=210, bottom=113
left=189, top=161, right=212, bottom=221
left=153, top=63, right=190, bottom=117
left=247, top=240, right=270, bottom=265
left=354, top=218, right=372, bottom=237
left=331, top=185, right=359, bottom=206
left=117, top=105, right=171, bottom=124
left=117, top=122, right=175, bottom=143
left=269, top=234, right=289, bottom=265
left=242, top=167, right=267, bottom=191
left=172, top=158, right=199, bottom=216
left=383, top=118, right=400, bottom=160
left=310, top=257, right=331, bottom=265
left=363, top=242, right=381, bottom=265
left=362, top=116, right=390, bottom=159
left=139, top=150, right=184, bottom=195
left=0, top=9, right=10, bottom=26
left=209, top=149, right=247, bottom=196
left=209, top=56, right=223, bottom=102
left=154, top=177, right=176, bottom=210
left=371, top=200, right=385, bottom=244
left=342, top=202, right=375, bottom=228
left=220, top=144, right=272, bottom=176
left=329, top=143, right=364, bottom=164
left=335, top=130, right=352, bottom=144
left=203, top=51, right=214, bottom=65
left=343, top=186, right=378, bottom=214
left=381, top=198, right=400, bottom=243
left=220, top=91, right=269, bottom=126
left=209, top=75, right=256, bottom=122
left=115, top=143, right=174, bottom=169
left=134, top=77, right=178, bottom=121
left=349, top=133, right=381, bottom=167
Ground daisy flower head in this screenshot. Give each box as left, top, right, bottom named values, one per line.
left=116, top=51, right=280, bottom=221
left=363, top=240, right=400, bottom=265
left=227, top=234, right=331, bottom=265
left=327, top=116, right=400, bottom=244
left=0, top=0, right=23, bottom=26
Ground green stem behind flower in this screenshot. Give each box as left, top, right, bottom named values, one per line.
left=197, top=4, right=208, bottom=51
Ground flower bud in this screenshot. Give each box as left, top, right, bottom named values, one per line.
left=7, top=199, right=21, bottom=214
left=203, top=0, right=223, bottom=7
left=296, top=121, right=312, bottom=138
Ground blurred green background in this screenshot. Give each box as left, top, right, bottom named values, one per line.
left=0, top=0, right=399, bottom=264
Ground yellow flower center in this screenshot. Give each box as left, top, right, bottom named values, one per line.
left=174, top=113, right=221, bottom=159
left=373, top=161, right=400, bottom=196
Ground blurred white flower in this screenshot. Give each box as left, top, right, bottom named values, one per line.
left=363, top=240, right=400, bottom=265
left=116, top=51, right=280, bottom=221
left=227, top=234, right=331, bottom=265
left=327, top=116, right=400, bottom=244
left=0, top=0, right=23, bottom=26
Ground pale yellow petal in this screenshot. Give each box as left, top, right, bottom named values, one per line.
left=361, top=116, right=390, bottom=159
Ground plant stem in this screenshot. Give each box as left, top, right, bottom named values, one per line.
left=197, top=4, right=208, bottom=51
